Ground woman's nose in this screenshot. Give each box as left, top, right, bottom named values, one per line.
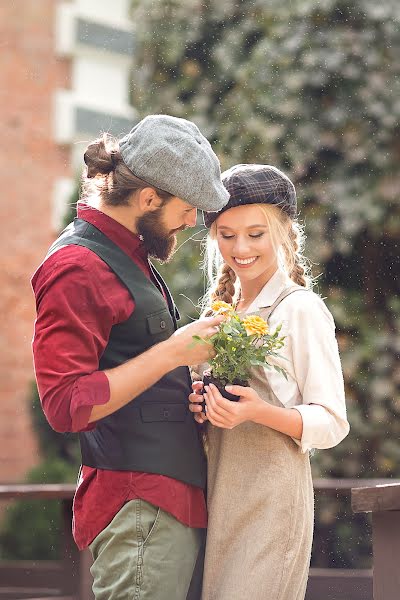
left=232, top=236, right=251, bottom=255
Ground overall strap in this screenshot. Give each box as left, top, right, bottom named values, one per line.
left=260, top=285, right=307, bottom=322
left=251, top=285, right=308, bottom=408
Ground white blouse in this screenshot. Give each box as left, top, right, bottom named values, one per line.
left=244, top=269, right=350, bottom=453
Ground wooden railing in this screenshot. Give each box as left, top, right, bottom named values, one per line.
left=0, top=484, right=91, bottom=600
left=0, top=479, right=399, bottom=599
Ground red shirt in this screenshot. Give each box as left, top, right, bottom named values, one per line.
left=32, top=205, right=207, bottom=550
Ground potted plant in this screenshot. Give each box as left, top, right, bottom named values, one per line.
left=193, top=300, right=287, bottom=404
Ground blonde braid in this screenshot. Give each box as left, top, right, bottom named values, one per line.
left=199, top=262, right=238, bottom=451
left=287, top=223, right=308, bottom=287
left=212, top=263, right=237, bottom=303
left=203, top=263, right=237, bottom=316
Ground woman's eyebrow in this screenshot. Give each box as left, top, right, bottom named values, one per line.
left=217, top=224, right=268, bottom=230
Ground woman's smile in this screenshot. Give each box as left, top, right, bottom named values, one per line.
left=233, top=256, right=259, bottom=267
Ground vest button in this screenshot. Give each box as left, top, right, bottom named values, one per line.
left=163, top=409, right=170, bottom=419
left=160, top=320, right=166, bottom=329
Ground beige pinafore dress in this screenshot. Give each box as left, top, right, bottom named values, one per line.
left=201, top=287, right=314, bottom=600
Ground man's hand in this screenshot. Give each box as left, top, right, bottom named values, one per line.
left=90, top=316, right=223, bottom=424
left=169, top=316, right=224, bottom=366
left=189, top=381, right=208, bottom=424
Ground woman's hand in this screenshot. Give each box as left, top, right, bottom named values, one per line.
left=204, top=383, right=266, bottom=429
left=188, top=381, right=208, bottom=424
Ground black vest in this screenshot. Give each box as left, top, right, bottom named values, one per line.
left=47, top=218, right=206, bottom=489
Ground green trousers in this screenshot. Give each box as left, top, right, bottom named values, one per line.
left=89, top=499, right=205, bottom=600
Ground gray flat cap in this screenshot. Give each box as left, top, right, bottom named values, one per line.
left=119, top=114, right=229, bottom=212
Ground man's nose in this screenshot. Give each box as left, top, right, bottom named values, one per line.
left=184, top=208, right=197, bottom=227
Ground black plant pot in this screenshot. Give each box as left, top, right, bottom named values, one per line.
left=203, top=373, right=241, bottom=402
left=200, top=372, right=248, bottom=413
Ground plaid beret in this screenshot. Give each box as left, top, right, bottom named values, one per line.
left=203, top=164, right=297, bottom=227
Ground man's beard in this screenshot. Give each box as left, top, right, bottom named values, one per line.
left=136, top=207, right=182, bottom=262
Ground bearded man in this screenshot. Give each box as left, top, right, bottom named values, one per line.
left=32, top=115, right=229, bottom=600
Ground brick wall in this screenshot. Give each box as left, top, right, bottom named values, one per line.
left=0, top=0, right=71, bottom=481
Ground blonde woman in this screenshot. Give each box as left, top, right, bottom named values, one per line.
left=189, top=164, right=350, bottom=600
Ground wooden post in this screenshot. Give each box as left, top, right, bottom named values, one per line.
left=352, top=482, right=400, bottom=600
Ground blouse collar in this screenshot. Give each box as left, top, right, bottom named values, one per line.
left=245, top=269, right=294, bottom=313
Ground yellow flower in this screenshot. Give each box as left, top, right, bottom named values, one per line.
left=243, top=315, right=269, bottom=336
left=211, top=300, right=235, bottom=315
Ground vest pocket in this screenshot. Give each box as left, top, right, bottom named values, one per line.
left=140, top=402, right=187, bottom=422
left=146, top=309, right=172, bottom=336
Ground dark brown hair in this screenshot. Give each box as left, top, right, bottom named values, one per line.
left=81, top=133, right=173, bottom=206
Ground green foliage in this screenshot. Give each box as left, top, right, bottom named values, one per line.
left=0, top=384, right=80, bottom=560
left=131, top=0, right=400, bottom=568
left=0, top=458, right=77, bottom=560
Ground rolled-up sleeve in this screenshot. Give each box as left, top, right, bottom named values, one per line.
left=32, top=247, right=133, bottom=433
left=289, top=295, right=350, bottom=453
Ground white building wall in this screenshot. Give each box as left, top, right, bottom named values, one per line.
left=53, top=0, right=137, bottom=225
left=78, top=0, right=132, bottom=25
